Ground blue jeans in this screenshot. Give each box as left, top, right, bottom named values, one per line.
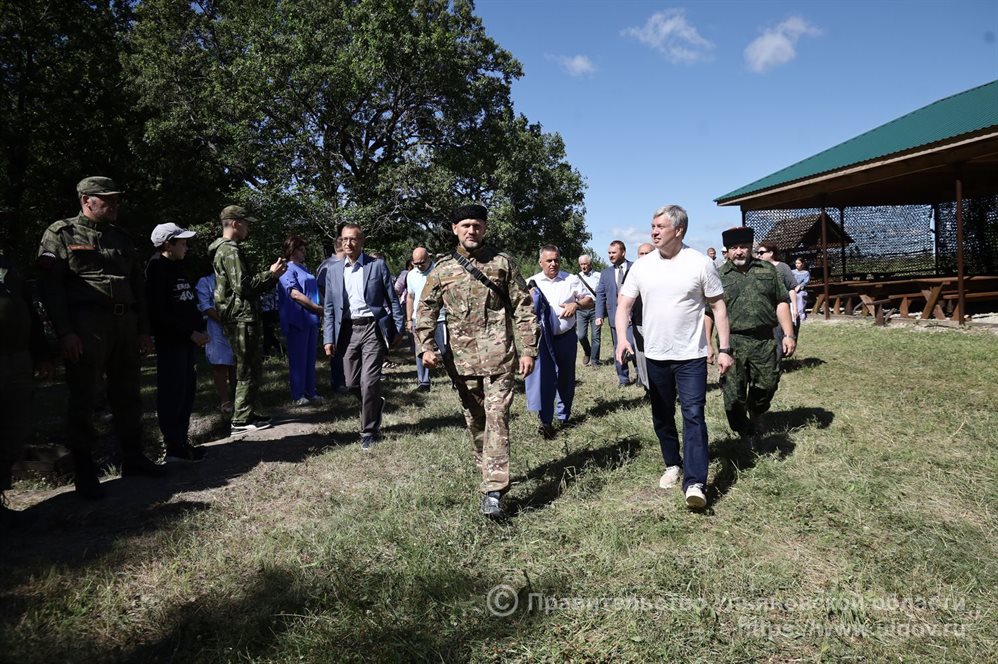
left=415, top=323, right=448, bottom=387
left=576, top=308, right=600, bottom=364
left=646, top=356, right=709, bottom=491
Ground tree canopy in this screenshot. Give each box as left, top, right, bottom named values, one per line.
left=1, top=0, right=589, bottom=273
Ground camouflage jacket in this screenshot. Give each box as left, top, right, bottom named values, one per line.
left=208, top=237, right=278, bottom=324
left=415, top=245, right=538, bottom=376
left=719, top=259, right=790, bottom=334
left=0, top=255, right=48, bottom=358
left=36, top=213, right=150, bottom=337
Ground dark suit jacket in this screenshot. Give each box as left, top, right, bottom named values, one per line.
left=595, top=259, right=633, bottom=321
left=322, top=253, right=404, bottom=351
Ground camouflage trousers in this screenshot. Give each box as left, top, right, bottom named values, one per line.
left=721, top=333, right=781, bottom=436
left=225, top=322, right=263, bottom=425
left=454, top=372, right=514, bottom=494
left=0, top=350, right=32, bottom=490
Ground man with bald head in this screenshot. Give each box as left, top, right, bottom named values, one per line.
left=406, top=246, right=448, bottom=391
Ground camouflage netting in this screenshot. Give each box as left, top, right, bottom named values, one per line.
left=745, top=193, right=998, bottom=283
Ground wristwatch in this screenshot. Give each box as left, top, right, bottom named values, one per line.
left=718, top=347, right=733, bottom=356
left=786, top=334, right=797, bottom=340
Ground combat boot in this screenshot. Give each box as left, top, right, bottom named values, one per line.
left=480, top=491, right=503, bottom=518
left=72, top=451, right=105, bottom=500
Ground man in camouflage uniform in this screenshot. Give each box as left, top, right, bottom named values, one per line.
left=1, top=252, right=52, bottom=528
left=716, top=226, right=796, bottom=439
left=416, top=204, right=539, bottom=518
left=36, top=177, right=164, bottom=499
left=208, top=205, right=287, bottom=434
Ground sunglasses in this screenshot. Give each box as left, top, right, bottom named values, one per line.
left=755, top=249, right=771, bottom=255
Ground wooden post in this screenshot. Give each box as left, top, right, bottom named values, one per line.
left=839, top=207, right=847, bottom=279
left=821, top=206, right=830, bottom=320
left=956, top=174, right=966, bottom=324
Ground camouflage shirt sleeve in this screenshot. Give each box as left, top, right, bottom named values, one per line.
left=414, top=269, right=443, bottom=355
left=35, top=221, right=72, bottom=338
left=505, top=257, right=539, bottom=358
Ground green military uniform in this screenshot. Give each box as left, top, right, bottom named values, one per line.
left=0, top=256, right=48, bottom=496
left=415, top=245, right=538, bottom=494
left=208, top=236, right=278, bottom=426
left=719, top=258, right=790, bottom=436
left=36, top=211, right=151, bottom=462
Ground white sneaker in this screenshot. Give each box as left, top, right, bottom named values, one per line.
left=685, top=484, right=707, bottom=509
left=292, top=397, right=310, bottom=406
left=659, top=466, right=682, bottom=490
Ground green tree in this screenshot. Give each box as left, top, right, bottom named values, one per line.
left=125, top=0, right=588, bottom=264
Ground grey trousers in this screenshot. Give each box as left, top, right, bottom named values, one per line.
left=340, top=319, right=387, bottom=437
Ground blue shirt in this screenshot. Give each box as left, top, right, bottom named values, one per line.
left=278, top=261, right=320, bottom=333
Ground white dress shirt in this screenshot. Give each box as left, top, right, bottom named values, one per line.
left=529, top=270, right=590, bottom=335
left=343, top=256, right=374, bottom=319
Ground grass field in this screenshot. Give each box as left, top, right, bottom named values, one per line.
left=2, top=320, right=995, bottom=663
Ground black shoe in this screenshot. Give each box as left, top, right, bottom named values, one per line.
left=416, top=384, right=431, bottom=393
left=537, top=423, right=557, bottom=440
left=480, top=491, right=503, bottom=518
left=165, top=443, right=207, bottom=463
left=361, top=435, right=378, bottom=451
left=121, top=453, right=168, bottom=478
left=250, top=413, right=272, bottom=425
left=73, top=452, right=105, bottom=500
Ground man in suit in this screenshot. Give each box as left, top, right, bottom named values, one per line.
left=595, top=240, right=639, bottom=388
left=323, top=223, right=405, bottom=449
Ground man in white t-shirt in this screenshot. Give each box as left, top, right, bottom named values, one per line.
left=615, top=205, right=733, bottom=510
left=525, top=245, right=593, bottom=439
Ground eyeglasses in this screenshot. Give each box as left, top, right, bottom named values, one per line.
left=755, top=249, right=771, bottom=255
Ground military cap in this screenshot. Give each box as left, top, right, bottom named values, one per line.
left=452, top=204, right=488, bottom=224
left=150, top=222, right=196, bottom=248
left=219, top=204, right=257, bottom=223
left=77, top=176, right=123, bottom=196
left=722, top=226, right=754, bottom=248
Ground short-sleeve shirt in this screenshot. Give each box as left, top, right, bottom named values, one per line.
left=406, top=263, right=445, bottom=324
left=528, top=270, right=590, bottom=335
left=620, top=245, right=722, bottom=361
left=278, top=261, right=320, bottom=332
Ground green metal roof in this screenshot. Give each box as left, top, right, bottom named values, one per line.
left=716, top=79, right=998, bottom=203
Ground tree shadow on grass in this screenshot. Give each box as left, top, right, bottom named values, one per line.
left=704, top=406, right=834, bottom=511
left=33, top=562, right=523, bottom=663
left=505, top=436, right=642, bottom=516
left=0, top=429, right=338, bottom=581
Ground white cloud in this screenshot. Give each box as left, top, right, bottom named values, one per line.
left=744, top=17, right=822, bottom=73
left=551, top=54, right=596, bottom=77
left=609, top=226, right=652, bottom=250
left=622, top=9, right=714, bottom=64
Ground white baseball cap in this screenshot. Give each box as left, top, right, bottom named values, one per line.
left=151, top=223, right=196, bottom=247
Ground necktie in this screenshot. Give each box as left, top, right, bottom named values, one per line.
left=616, top=265, right=624, bottom=288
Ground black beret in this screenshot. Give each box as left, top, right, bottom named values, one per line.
left=451, top=204, right=488, bottom=224
left=722, top=226, right=754, bottom=248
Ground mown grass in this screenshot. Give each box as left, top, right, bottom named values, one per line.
left=2, top=321, right=996, bottom=662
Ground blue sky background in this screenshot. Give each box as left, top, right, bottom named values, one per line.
left=474, top=0, right=998, bottom=260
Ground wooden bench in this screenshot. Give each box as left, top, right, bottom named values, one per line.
left=886, top=292, right=930, bottom=319
left=942, top=290, right=998, bottom=320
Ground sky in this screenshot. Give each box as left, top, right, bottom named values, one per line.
left=473, top=0, right=998, bottom=261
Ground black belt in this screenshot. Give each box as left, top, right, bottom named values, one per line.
left=76, top=301, right=133, bottom=316
left=347, top=316, right=376, bottom=324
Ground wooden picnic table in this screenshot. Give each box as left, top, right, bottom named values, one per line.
left=811, top=275, right=998, bottom=323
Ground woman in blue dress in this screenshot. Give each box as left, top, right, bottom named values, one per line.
left=278, top=236, right=323, bottom=405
